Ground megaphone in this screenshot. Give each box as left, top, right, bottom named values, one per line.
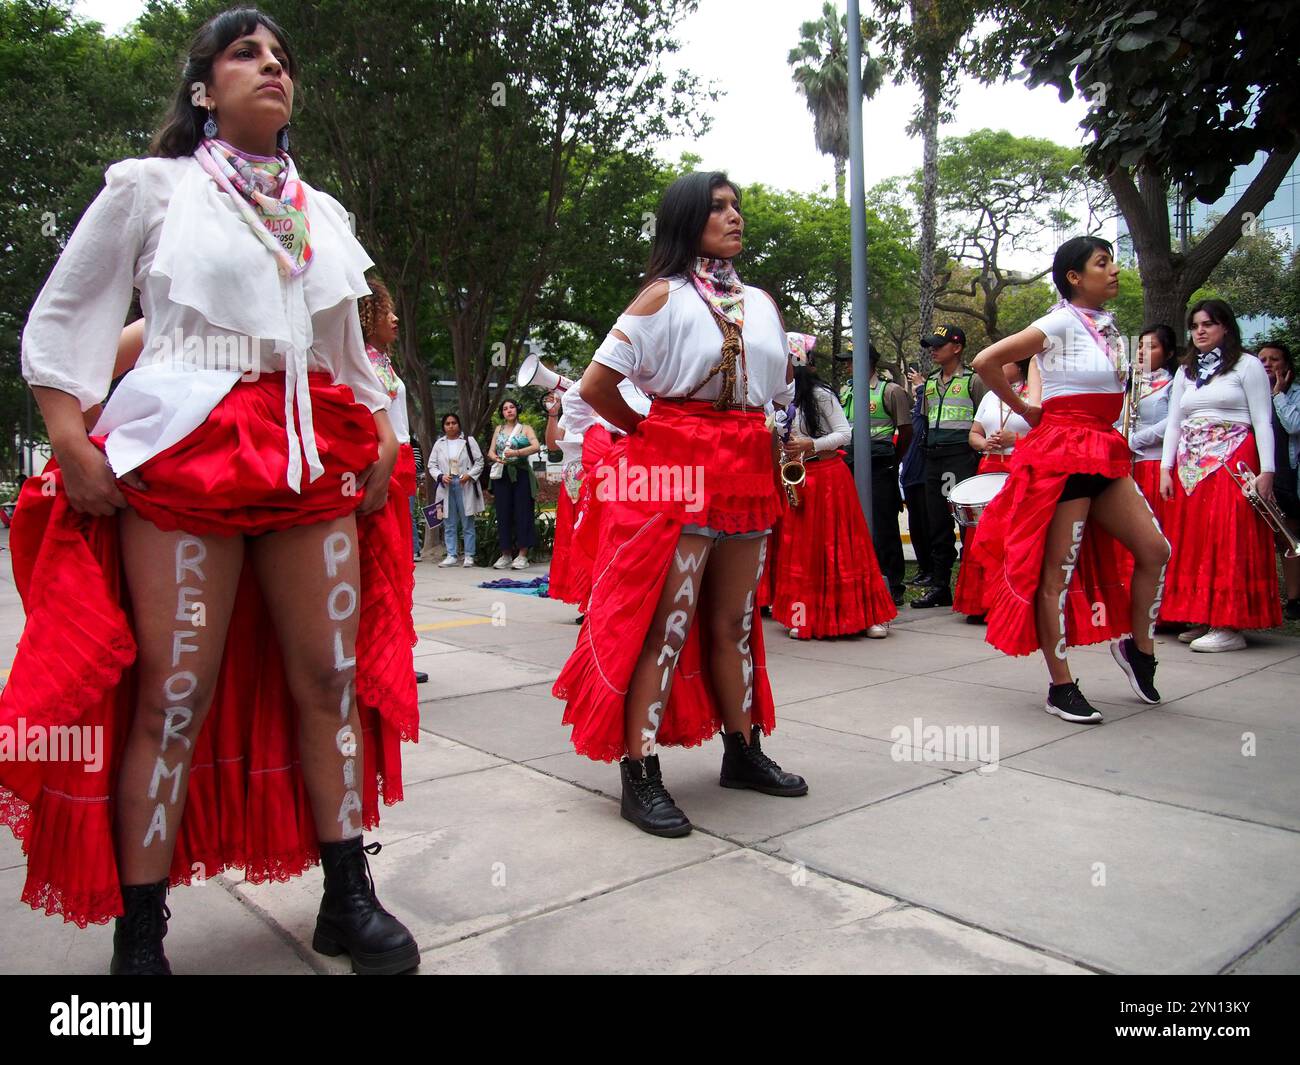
left=516, top=352, right=575, bottom=392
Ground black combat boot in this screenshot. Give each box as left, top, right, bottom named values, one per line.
left=719, top=726, right=809, bottom=796
left=313, top=839, right=420, bottom=975
left=619, top=754, right=692, bottom=837
left=110, top=879, right=172, bottom=975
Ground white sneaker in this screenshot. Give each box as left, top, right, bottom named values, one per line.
left=463, top=556, right=476, bottom=568
left=438, top=555, right=459, bottom=568
left=511, top=556, right=529, bottom=570
left=1178, top=624, right=1210, bottom=644
left=493, top=555, right=510, bottom=570
left=1189, top=627, right=1247, bottom=653
left=867, top=623, right=889, bottom=639
left=788, top=627, right=801, bottom=639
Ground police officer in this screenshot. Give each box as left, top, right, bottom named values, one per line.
left=856, top=346, right=911, bottom=604
left=912, top=324, right=986, bottom=608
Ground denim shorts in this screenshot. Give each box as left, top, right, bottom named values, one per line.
left=679, top=524, right=771, bottom=541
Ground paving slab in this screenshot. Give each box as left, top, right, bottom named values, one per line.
left=0, top=867, right=309, bottom=975
left=525, top=718, right=953, bottom=844
left=412, top=648, right=555, bottom=703
left=419, top=688, right=573, bottom=762
left=775, top=622, right=1005, bottom=676
left=777, top=672, right=1147, bottom=760
left=417, top=848, right=1084, bottom=974
left=1228, top=914, right=1300, bottom=974
left=767, top=768, right=1300, bottom=974
left=1161, top=669, right=1300, bottom=734
left=229, top=762, right=733, bottom=962
left=1004, top=711, right=1300, bottom=830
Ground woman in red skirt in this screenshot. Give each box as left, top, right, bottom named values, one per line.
left=953, top=358, right=1035, bottom=622
left=548, top=378, right=651, bottom=610
left=3, top=10, right=418, bottom=974
left=553, top=171, right=807, bottom=838
left=771, top=339, right=896, bottom=639
left=971, top=236, right=1171, bottom=723
left=1159, top=300, right=1281, bottom=651
left=1126, top=325, right=1177, bottom=531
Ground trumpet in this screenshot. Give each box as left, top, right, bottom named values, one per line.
left=780, top=447, right=807, bottom=507
left=1121, top=353, right=1144, bottom=443
left=1224, top=462, right=1300, bottom=558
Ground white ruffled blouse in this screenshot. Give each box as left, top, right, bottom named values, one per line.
left=21, top=155, right=390, bottom=491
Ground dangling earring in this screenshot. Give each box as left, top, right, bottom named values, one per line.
left=277, top=124, right=291, bottom=152
left=203, top=107, right=218, bottom=139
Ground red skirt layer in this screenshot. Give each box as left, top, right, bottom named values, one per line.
left=547, top=487, right=581, bottom=604
left=1131, top=459, right=1173, bottom=542
left=615, top=400, right=784, bottom=533
left=553, top=407, right=783, bottom=762
left=973, top=393, right=1134, bottom=657
left=771, top=454, right=896, bottom=638
left=952, top=452, right=1014, bottom=615
left=0, top=374, right=418, bottom=926
left=567, top=425, right=621, bottom=612
left=1159, top=435, right=1281, bottom=629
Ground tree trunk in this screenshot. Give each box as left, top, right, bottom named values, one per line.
left=916, top=64, right=941, bottom=373
left=834, top=156, right=846, bottom=205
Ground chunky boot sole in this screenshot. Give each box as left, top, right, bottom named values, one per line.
left=312, top=924, right=420, bottom=975
left=619, top=805, right=693, bottom=837
left=719, top=773, right=809, bottom=797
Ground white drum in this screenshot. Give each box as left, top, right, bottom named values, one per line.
left=947, top=472, right=1009, bottom=528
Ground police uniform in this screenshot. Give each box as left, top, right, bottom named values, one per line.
left=864, top=374, right=910, bottom=597
left=916, top=325, right=985, bottom=605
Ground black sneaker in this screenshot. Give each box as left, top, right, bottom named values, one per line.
left=1286, top=598, right=1300, bottom=621
left=1045, top=681, right=1104, bottom=723
left=965, top=613, right=987, bottom=625
left=1110, top=637, right=1160, bottom=704
left=910, top=584, right=953, bottom=609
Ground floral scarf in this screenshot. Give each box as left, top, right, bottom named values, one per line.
left=1057, top=299, right=1125, bottom=379
left=1176, top=418, right=1249, bottom=495
left=691, top=257, right=745, bottom=327
left=365, top=343, right=401, bottom=400
left=195, top=138, right=312, bottom=278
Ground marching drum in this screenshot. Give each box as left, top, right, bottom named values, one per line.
left=947, top=472, right=1009, bottom=528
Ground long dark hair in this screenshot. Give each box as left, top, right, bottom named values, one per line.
left=1051, top=235, right=1114, bottom=300
left=639, top=172, right=741, bottom=289
left=792, top=364, right=833, bottom=440
left=1138, top=323, right=1178, bottom=370
left=149, top=7, right=297, bottom=158
left=1183, top=299, right=1243, bottom=379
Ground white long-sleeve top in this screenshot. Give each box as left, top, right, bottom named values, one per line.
left=592, top=278, right=794, bottom=409
left=557, top=376, right=652, bottom=442
left=1126, top=369, right=1174, bottom=463
left=972, top=390, right=1032, bottom=455
left=21, top=155, right=390, bottom=489
left=1160, top=354, right=1275, bottom=473
left=788, top=386, right=851, bottom=453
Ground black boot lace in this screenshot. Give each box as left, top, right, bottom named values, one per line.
left=122, top=895, right=170, bottom=967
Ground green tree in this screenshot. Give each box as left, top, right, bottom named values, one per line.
left=927, top=129, right=1105, bottom=341
left=0, top=0, right=173, bottom=481
left=1012, top=0, right=1300, bottom=332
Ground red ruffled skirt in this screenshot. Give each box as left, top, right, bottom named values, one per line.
left=0, top=374, right=418, bottom=926
left=1132, top=458, right=1172, bottom=534
left=973, top=393, right=1134, bottom=657
left=1159, top=435, right=1281, bottom=629
left=565, top=426, right=621, bottom=612
left=547, top=486, right=581, bottom=604
left=553, top=401, right=783, bottom=762
left=952, top=452, right=1014, bottom=615
left=771, top=454, right=896, bottom=638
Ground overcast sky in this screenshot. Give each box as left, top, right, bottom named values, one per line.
left=75, top=0, right=1103, bottom=264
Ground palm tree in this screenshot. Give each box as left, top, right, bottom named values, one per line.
left=789, top=2, right=882, bottom=369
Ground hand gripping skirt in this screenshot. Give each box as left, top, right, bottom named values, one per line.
left=0, top=373, right=419, bottom=926
left=771, top=453, right=897, bottom=638
left=552, top=400, right=784, bottom=762
left=1158, top=434, right=1281, bottom=630
left=973, top=393, right=1134, bottom=657
left=952, top=452, right=1014, bottom=615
